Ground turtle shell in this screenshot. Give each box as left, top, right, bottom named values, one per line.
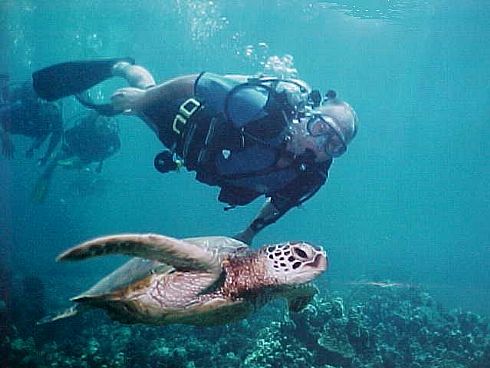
left=63, top=235, right=248, bottom=300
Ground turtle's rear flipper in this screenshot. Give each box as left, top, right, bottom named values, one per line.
left=32, top=57, right=135, bottom=101
left=37, top=305, right=81, bottom=325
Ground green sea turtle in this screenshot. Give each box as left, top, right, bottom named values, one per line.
left=48, top=233, right=327, bottom=326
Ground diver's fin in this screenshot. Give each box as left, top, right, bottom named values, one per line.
left=37, top=305, right=81, bottom=325
left=31, top=177, right=49, bottom=203
left=31, top=159, right=59, bottom=203
left=32, top=57, right=135, bottom=101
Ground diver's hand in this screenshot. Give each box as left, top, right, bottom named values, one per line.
left=111, top=87, right=145, bottom=114
left=1, top=137, right=14, bottom=159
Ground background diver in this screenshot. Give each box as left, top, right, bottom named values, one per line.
left=0, top=74, right=63, bottom=165
left=32, top=58, right=358, bottom=244
left=32, top=111, right=121, bottom=202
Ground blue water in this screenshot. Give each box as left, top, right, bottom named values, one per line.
left=1, top=0, right=489, bottom=348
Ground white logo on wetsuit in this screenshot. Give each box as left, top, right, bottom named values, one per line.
left=222, top=149, right=231, bottom=159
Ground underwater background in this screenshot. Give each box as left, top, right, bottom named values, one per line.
left=1, top=0, right=490, bottom=367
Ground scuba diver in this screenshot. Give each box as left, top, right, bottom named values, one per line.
left=0, top=74, right=63, bottom=165
left=32, top=111, right=121, bottom=202
left=31, top=58, right=358, bottom=244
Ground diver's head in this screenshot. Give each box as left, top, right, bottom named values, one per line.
left=95, top=115, right=119, bottom=135
left=287, top=96, right=358, bottom=162
left=309, top=98, right=358, bottom=158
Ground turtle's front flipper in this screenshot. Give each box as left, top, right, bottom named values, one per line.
left=57, top=234, right=222, bottom=273
left=287, top=284, right=318, bottom=312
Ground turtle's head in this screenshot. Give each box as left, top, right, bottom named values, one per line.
left=260, top=241, right=327, bottom=285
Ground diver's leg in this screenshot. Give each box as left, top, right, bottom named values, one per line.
left=133, top=75, right=198, bottom=111
left=75, top=60, right=159, bottom=117
left=110, top=75, right=198, bottom=116
left=106, top=61, right=157, bottom=113
left=111, top=62, right=156, bottom=89
left=32, top=57, right=135, bottom=101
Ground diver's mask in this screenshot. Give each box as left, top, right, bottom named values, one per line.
left=305, top=114, right=347, bottom=158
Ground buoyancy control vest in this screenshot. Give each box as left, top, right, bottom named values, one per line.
left=157, top=72, right=324, bottom=206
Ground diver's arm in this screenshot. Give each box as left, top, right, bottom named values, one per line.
left=234, top=186, right=321, bottom=245
left=233, top=199, right=284, bottom=245
left=233, top=162, right=330, bottom=245
left=234, top=189, right=312, bottom=245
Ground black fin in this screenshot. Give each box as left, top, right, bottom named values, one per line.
left=32, top=57, right=135, bottom=101
left=31, top=157, right=60, bottom=203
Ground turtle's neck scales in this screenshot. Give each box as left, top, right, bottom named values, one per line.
left=220, top=253, right=275, bottom=299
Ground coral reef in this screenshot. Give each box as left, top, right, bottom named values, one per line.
left=1, top=280, right=489, bottom=368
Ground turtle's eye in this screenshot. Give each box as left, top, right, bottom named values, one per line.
left=293, top=248, right=308, bottom=259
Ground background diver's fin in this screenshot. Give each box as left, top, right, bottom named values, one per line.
left=37, top=305, right=80, bottom=325
left=31, top=157, right=60, bottom=203
left=32, top=57, right=135, bottom=101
